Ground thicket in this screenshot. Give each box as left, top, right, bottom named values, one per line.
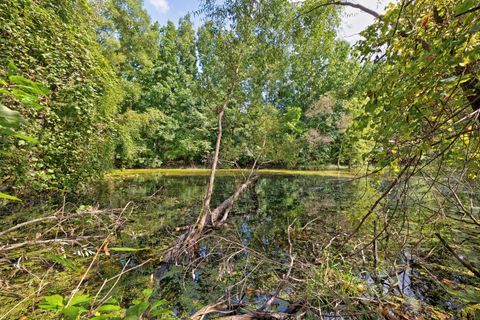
left=0, top=0, right=119, bottom=195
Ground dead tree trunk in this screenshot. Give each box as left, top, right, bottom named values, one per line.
left=162, top=64, right=253, bottom=263
left=195, top=80, right=237, bottom=235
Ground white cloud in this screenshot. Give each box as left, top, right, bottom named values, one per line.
left=148, top=0, right=170, bottom=13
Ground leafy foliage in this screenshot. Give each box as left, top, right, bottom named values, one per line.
left=0, top=0, right=120, bottom=194
left=356, top=0, right=480, bottom=172
left=39, top=289, right=175, bottom=320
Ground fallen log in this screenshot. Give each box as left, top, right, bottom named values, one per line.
left=212, top=175, right=258, bottom=226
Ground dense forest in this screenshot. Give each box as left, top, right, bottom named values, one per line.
left=1, top=0, right=369, bottom=196
left=1, top=0, right=480, bottom=319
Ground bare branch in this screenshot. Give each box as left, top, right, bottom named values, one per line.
left=302, top=1, right=381, bottom=19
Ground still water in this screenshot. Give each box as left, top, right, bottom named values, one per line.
left=96, top=171, right=368, bottom=315
left=1, top=170, right=478, bottom=318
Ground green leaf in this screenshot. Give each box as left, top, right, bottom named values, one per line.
left=12, top=132, right=39, bottom=144
left=8, top=75, right=49, bottom=95
left=62, top=305, right=87, bottom=320
left=108, top=247, right=149, bottom=252
left=455, top=0, right=474, bottom=15
left=97, top=304, right=122, bottom=312
left=150, top=299, right=167, bottom=309
left=38, top=304, right=60, bottom=311
left=48, top=254, right=78, bottom=270
left=40, top=294, right=64, bottom=309
left=125, top=301, right=149, bottom=319
left=0, top=104, right=23, bottom=128
left=11, top=88, right=43, bottom=110
left=69, top=294, right=92, bottom=306
left=142, top=288, right=153, bottom=298
left=0, top=192, right=21, bottom=201
left=7, top=61, right=18, bottom=76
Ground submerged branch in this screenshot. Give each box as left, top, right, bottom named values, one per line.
left=343, top=157, right=416, bottom=245
left=435, top=233, right=480, bottom=277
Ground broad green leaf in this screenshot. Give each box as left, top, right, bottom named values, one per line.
left=40, top=294, right=64, bottom=309
left=12, top=88, right=43, bottom=110
left=97, top=304, right=122, bottom=312
left=0, top=104, right=23, bottom=128
left=17, top=84, right=49, bottom=96
left=142, top=288, right=153, bottom=298
left=150, top=299, right=167, bottom=309
left=125, top=301, right=149, bottom=319
left=69, top=294, right=92, bottom=306
left=12, top=132, right=39, bottom=144
left=9, top=75, right=49, bottom=95
left=455, top=0, right=474, bottom=15
left=62, top=305, right=87, bottom=320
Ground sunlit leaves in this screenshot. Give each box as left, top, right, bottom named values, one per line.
left=356, top=0, right=480, bottom=172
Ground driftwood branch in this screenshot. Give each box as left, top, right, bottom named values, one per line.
left=163, top=175, right=258, bottom=263
left=0, top=216, right=57, bottom=237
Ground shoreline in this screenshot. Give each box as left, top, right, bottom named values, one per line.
left=108, top=168, right=358, bottom=178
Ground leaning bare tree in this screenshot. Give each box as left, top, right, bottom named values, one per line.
left=163, top=2, right=259, bottom=263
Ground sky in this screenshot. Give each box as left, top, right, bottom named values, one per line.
left=143, top=0, right=203, bottom=26
left=143, top=0, right=393, bottom=44
left=338, top=0, right=393, bottom=43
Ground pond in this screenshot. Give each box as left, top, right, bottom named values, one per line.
left=94, top=170, right=365, bottom=315
left=1, top=170, right=479, bottom=319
